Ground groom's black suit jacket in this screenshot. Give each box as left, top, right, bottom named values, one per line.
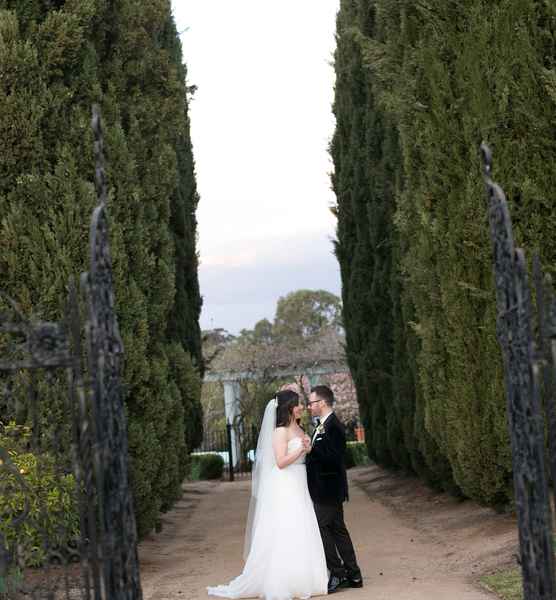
left=306, top=412, right=349, bottom=504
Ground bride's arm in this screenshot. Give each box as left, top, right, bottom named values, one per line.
left=272, top=428, right=305, bottom=469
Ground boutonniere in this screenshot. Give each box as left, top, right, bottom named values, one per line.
left=315, top=424, right=325, bottom=436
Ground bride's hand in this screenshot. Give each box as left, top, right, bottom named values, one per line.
left=302, top=435, right=312, bottom=452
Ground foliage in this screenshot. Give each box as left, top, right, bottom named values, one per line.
left=273, top=290, right=342, bottom=343
left=202, top=290, right=360, bottom=435
left=239, top=379, right=284, bottom=432
left=209, top=326, right=346, bottom=375
left=234, top=290, right=343, bottom=348
left=332, top=0, right=556, bottom=504
left=189, top=453, right=224, bottom=480
left=283, top=373, right=360, bottom=427
left=200, top=381, right=226, bottom=434
left=331, top=0, right=428, bottom=476
left=0, top=568, right=23, bottom=598
left=164, top=14, right=204, bottom=375
left=0, top=1, right=203, bottom=537
left=239, top=318, right=274, bottom=345
left=345, top=442, right=370, bottom=469
left=204, top=327, right=355, bottom=434
left=0, top=424, right=79, bottom=568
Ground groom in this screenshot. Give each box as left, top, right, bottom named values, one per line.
left=305, top=385, right=363, bottom=593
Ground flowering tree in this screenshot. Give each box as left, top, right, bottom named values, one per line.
left=201, top=290, right=361, bottom=435
left=280, top=372, right=360, bottom=434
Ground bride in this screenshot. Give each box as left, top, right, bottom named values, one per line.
left=207, top=389, right=328, bottom=599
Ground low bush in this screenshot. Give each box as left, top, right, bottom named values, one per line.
left=0, top=422, right=80, bottom=569
left=189, top=453, right=224, bottom=480
left=345, top=442, right=370, bottom=469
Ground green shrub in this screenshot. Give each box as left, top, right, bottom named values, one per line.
left=0, top=0, right=204, bottom=540
left=0, top=565, right=23, bottom=598
left=332, top=0, right=556, bottom=505
left=345, top=442, right=370, bottom=469
left=189, top=453, right=224, bottom=480
left=0, top=425, right=79, bottom=568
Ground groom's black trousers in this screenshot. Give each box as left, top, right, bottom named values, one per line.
left=313, top=501, right=360, bottom=579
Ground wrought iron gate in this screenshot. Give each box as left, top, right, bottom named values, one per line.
left=0, top=106, right=142, bottom=600
left=194, top=422, right=258, bottom=481
left=225, top=421, right=259, bottom=481
left=481, top=143, right=556, bottom=600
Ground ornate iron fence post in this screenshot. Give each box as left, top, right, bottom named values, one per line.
left=226, top=422, right=234, bottom=482
left=533, top=257, right=556, bottom=518
left=0, top=105, right=143, bottom=599
left=481, top=143, right=555, bottom=600
left=79, top=105, right=142, bottom=600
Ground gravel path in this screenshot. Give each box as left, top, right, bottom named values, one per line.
left=138, top=465, right=517, bottom=600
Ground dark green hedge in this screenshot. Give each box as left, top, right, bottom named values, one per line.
left=0, top=1, right=203, bottom=536
left=190, top=454, right=225, bottom=481
left=332, top=0, right=556, bottom=505
left=345, top=442, right=370, bottom=469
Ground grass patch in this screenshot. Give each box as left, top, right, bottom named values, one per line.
left=480, top=535, right=556, bottom=599
left=481, top=568, right=522, bottom=600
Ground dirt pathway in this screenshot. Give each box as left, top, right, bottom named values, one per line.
left=139, top=466, right=517, bottom=600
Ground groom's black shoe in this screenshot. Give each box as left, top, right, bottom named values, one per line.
left=348, top=576, right=363, bottom=588
left=327, top=575, right=350, bottom=594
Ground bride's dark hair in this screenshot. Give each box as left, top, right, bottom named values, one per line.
left=275, top=390, right=300, bottom=427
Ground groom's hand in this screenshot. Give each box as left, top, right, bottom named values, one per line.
left=302, top=435, right=312, bottom=452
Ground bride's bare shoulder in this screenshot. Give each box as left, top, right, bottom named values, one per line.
left=273, top=426, right=288, bottom=439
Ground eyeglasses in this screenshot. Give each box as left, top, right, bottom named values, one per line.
left=307, top=398, right=322, bottom=406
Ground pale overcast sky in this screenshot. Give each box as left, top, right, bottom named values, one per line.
left=171, top=1, right=341, bottom=333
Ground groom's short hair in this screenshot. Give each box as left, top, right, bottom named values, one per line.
left=311, top=385, right=334, bottom=407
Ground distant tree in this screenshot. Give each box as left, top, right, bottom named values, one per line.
left=202, top=328, right=235, bottom=346
left=238, top=318, right=274, bottom=344
left=253, top=318, right=273, bottom=343
left=200, top=381, right=226, bottom=435
left=201, top=328, right=235, bottom=369
left=203, top=290, right=348, bottom=431
left=273, top=290, right=342, bottom=343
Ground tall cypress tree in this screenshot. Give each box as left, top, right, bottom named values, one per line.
left=332, top=0, right=556, bottom=504
left=162, top=17, right=204, bottom=377
left=0, top=0, right=203, bottom=535
left=332, top=1, right=403, bottom=468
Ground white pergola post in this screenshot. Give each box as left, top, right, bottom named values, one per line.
left=204, top=365, right=348, bottom=468
left=223, top=380, right=241, bottom=468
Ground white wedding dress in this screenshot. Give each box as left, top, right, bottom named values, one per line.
left=207, top=431, right=328, bottom=600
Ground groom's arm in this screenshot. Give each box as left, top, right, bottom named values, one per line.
left=308, top=422, right=345, bottom=468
